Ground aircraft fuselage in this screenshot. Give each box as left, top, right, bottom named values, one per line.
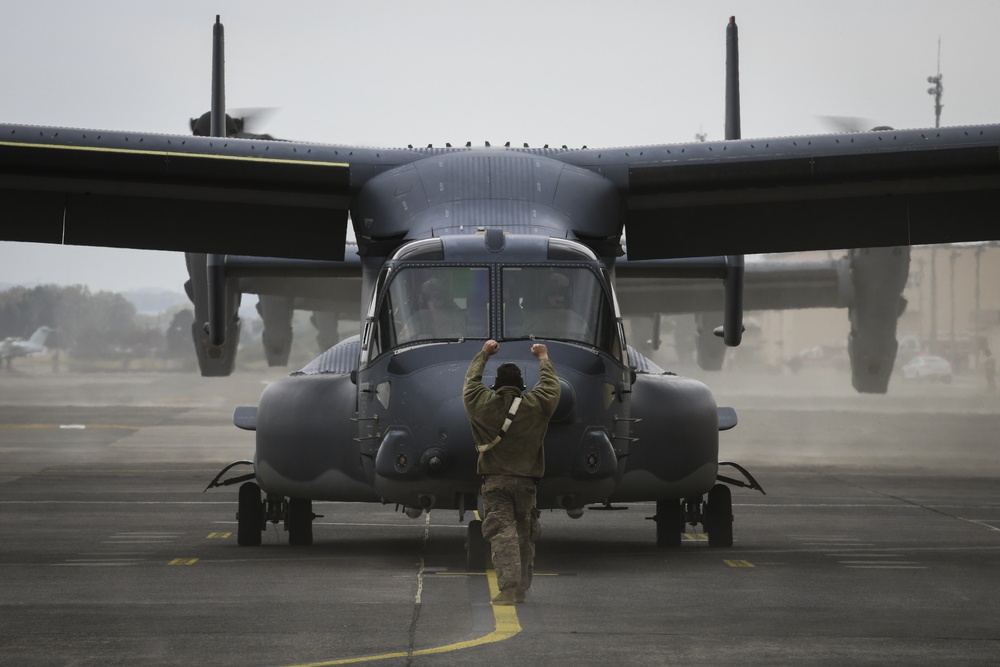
left=252, top=230, right=721, bottom=516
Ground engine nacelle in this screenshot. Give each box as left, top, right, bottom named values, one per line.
left=847, top=246, right=910, bottom=393
left=256, top=295, right=294, bottom=367
left=184, top=252, right=241, bottom=377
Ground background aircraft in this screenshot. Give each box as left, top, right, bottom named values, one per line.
left=1, top=6, right=999, bottom=555
left=0, top=326, right=53, bottom=368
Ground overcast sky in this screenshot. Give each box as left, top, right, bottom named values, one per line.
left=2, top=1, right=999, bottom=292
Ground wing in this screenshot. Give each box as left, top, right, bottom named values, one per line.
left=559, top=125, right=1000, bottom=259
left=0, top=126, right=417, bottom=261
left=2, top=122, right=1000, bottom=260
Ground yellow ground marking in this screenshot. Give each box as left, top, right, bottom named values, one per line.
left=0, top=139, right=349, bottom=168
left=682, top=533, right=708, bottom=540
left=282, top=567, right=521, bottom=667
left=206, top=532, right=232, bottom=539
left=435, top=571, right=557, bottom=577
left=724, top=560, right=755, bottom=568
left=168, top=558, right=199, bottom=566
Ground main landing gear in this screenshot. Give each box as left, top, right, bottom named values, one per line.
left=653, top=463, right=765, bottom=548
left=236, top=481, right=319, bottom=546
left=206, top=462, right=320, bottom=546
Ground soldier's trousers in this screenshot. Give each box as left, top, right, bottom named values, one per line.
left=481, top=474, right=541, bottom=593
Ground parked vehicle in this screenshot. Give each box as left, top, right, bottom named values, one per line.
left=901, top=355, right=953, bottom=383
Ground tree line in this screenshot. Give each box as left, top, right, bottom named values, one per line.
left=0, top=284, right=190, bottom=362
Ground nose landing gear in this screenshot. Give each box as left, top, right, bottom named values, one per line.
left=652, top=484, right=733, bottom=548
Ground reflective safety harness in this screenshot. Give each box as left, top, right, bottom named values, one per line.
left=476, top=397, right=522, bottom=453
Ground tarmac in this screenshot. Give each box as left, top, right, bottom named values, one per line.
left=1, top=362, right=998, bottom=666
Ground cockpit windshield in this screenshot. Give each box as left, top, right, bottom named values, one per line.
left=367, top=264, right=620, bottom=360
left=374, top=267, right=490, bottom=349
left=502, top=267, right=616, bottom=351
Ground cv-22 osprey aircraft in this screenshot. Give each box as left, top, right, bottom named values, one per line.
left=2, top=17, right=999, bottom=561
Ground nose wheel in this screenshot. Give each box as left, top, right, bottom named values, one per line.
left=466, top=519, right=489, bottom=569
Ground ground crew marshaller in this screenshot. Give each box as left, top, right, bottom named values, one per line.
left=463, top=339, right=560, bottom=605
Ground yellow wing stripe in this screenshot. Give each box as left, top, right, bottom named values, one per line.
left=0, top=139, right=349, bottom=169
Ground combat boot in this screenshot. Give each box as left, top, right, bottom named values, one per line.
left=491, top=589, right=516, bottom=605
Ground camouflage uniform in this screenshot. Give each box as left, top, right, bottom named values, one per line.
left=480, top=474, right=541, bottom=594
left=463, top=348, right=560, bottom=598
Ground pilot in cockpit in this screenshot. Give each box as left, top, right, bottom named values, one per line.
left=400, top=278, right=467, bottom=341
left=524, top=273, right=592, bottom=341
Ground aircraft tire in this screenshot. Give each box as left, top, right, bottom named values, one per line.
left=237, top=482, right=263, bottom=546
left=655, top=499, right=683, bottom=548
left=705, top=484, right=733, bottom=548
left=287, top=498, right=314, bottom=546
left=466, top=519, right=489, bottom=570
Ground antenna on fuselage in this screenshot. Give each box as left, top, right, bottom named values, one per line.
left=721, top=16, right=745, bottom=347
left=206, top=15, right=228, bottom=348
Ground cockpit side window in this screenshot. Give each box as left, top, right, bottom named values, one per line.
left=372, top=266, right=490, bottom=350
left=502, top=267, right=617, bottom=353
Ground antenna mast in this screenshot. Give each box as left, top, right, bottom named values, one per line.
left=927, top=38, right=943, bottom=128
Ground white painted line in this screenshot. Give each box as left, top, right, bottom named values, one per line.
left=843, top=565, right=927, bottom=569
left=838, top=561, right=920, bottom=565
left=794, top=537, right=868, bottom=542
left=53, top=563, right=136, bottom=567
left=826, top=553, right=907, bottom=557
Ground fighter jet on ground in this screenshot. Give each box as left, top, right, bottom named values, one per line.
left=0, top=326, right=53, bottom=369
left=1, top=17, right=998, bottom=558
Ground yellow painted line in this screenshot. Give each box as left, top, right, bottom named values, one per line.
left=207, top=532, right=232, bottom=539
left=168, top=558, right=199, bottom=566
left=282, top=568, right=520, bottom=667
left=682, top=533, right=708, bottom=540
left=435, top=571, right=558, bottom=577
left=0, top=139, right=350, bottom=169
left=724, top=560, right=755, bottom=568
